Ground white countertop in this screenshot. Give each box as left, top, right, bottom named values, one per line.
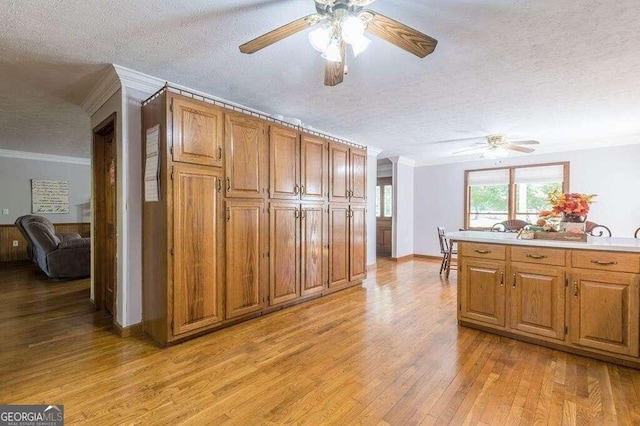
left=446, top=231, right=640, bottom=253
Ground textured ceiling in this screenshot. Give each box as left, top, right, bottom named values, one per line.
left=1, top=0, right=640, bottom=161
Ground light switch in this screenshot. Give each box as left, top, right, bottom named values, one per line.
left=12, top=240, right=19, bottom=247
left=1, top=208, right=8, bottom=215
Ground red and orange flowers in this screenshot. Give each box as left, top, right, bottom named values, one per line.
left=546, top=189, right=597, bottom=216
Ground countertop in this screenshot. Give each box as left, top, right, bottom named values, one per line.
left=446, top=231, right=640, bottom=253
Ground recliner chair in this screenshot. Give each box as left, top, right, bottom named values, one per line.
left=14, top=215, right=90, bottom=278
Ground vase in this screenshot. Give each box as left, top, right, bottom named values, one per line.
left=560, top=213, right=586, bottom=232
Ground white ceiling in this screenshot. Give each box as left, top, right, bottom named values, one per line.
left=1, top=0, right=640, bottom=161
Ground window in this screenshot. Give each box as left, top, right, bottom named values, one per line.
left=376, top=178, right=393, bottom=218
left=465, top=163, right=568, bottom=229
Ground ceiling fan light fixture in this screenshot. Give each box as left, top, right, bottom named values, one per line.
left=341, top=15, right=366, bottom=44
left=322, top=38, right=342, bottom=62
left=350, top=34, right=371, bottom=57
left=483, top=146, right=509, bottom=159
left=309, top=24, right=332, bottom=52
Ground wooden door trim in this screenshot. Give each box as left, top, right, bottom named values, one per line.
left=92, top=113, right=117, bottom=319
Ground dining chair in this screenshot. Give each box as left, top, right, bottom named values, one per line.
left=635, top=227, right=640, bottom=238
left=585, top=221, right=612, bottom=237
left=437, top=227, right=457, bottom=276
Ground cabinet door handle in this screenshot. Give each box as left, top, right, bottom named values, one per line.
left=573, top=281, right=579, bottom=298
left=226, top=207, right=231, bottom=222
left=500, top=271, right=504, bottom=287
left=226, top=177, right=231, bottom=191
left=526, top=254, right=547, bottom=260
left=218, top=146, right=223, bottom=160
left=475, top=249, right=491, bottom=254
left=590, top=260, right=618, bottom=266
left=512, top=273, right=516, bottom=288
left=295, top=209, right=300, bottom=219
left=301, top=209, right=306, bottom=219
left=217, top=177, right=222, bottom=193
left=294, top=184, right=300, bottom=195
left=300, top=185, right=305, bottom=194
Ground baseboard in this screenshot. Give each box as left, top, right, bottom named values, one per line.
left=367, top=263, right=376, bottom=272
left=114, top=321, right=143, bottom=338
left=391, top=254, right=414, bottom=262
left=413, top=254, right=443, bottom=262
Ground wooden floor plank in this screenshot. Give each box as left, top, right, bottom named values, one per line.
left=2, top=259, right=640, bottom=424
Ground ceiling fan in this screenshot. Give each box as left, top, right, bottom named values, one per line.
left=239, top=0, right=438, bottom=86
left=453, top=134, right=540, bottom=158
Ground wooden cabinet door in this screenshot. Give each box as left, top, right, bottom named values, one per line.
left=225, top=114, right=265, bottom=198
left=171, top=96, right=223, bottom=167
left=269, top=203, right=300, bottom=305
left=269, top=126, right=300, bottom=200
left=172, top=165, right=223, bottom=335
left=349, top=205, right=367, bottom=282
left=301, top=204, right=326, bottom=297
left=349, top=148, right=367, bottom=203
left=459, top=259, right=506, bottom=327
left=570, top=271, right=639, bottom=356
left=329, top=143, right=350, bottom=203
left=510, top=264, right=565, bottom=341
left=226, top=200, right=264, bottom=319
left=328, top=205, right=350, bottom=289
left=301, top=135, right=327, bottom=201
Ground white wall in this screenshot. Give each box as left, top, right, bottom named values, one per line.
left=414, top=143, right=640, bottom=256
left=391, top=157, right=415, bottom=258
left=0, top=156, right=91, bottom=225
left=366, top=152, right=378, bottom=266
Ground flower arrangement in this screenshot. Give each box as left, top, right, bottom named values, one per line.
left=546, top=189, right=597, bottom=217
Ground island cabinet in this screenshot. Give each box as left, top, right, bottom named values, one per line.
left=142, top=88, right=367, bottom=346
left=455, top=234, right=640, bottom=367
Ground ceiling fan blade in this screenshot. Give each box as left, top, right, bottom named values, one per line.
left=510, top=140, right=540, bottom=145
left=239, top=14, right=320, bottom=54
left=453, top=146, right=488, bottom=155
left=324, top=43, right=346, bottom=86
left=506, top=145, right=535, bottom=153
left=362, top=11, right=437, bottom=58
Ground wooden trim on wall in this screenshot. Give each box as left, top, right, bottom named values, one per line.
left=464, top=161, right=570, bottom=229
left=413, top=254, right=443, bottom=262
left=0, top=223, right=90, bottom=263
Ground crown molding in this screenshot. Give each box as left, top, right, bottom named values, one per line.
left=388, top=156, right=415, bottom=167
left=81, top=66, right=120, bottom=116
left=113, top=64, right=165, bottom=95
left=366, top=146, right=383, bottom=156
left=0, top=149, right=90, bottom=165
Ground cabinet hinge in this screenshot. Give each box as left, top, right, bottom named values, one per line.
left=564, top=326, right=568, bottom=335
left=170, top=145, right=174, bottom=155
left=170, top=167, right=174, bottom=181
left=565, top=278, right=568, bottom=287
left=171, top=320, right=174, bottom=332
left=169, top=100, right=173, bottom=113
left=170, top=248, right=174, bottom=256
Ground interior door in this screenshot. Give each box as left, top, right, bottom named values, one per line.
left=104, top=127, right=116, bottom=315
left=376, top=177, right=392, bottom=257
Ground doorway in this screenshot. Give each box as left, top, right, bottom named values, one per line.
left=376, top=177, right=393, bottom=257
left=92, top=114, right=117, bottom=315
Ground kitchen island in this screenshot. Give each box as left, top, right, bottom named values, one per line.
left=447, top=231, right=640, bottom=367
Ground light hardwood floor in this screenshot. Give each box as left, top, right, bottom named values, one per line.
left=2, top=258, right=640, bottom=425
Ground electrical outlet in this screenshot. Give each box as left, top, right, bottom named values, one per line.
left=12, top=240, right=19, bottom=247
left=2, top=208, right=8, bottom=215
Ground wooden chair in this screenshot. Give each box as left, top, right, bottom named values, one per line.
left=585, top=221, right=612, bottom=237
left=437, top=227, right=457, bottom=276
left=635, top=227, right=640, bottom=238
left=491, top=219, right=530, bottom=232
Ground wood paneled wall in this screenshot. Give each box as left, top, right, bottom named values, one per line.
left=0, top=223, right=90, bottom=262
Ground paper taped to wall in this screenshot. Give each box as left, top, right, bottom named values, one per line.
left=144, top=125, right=160, bottom=202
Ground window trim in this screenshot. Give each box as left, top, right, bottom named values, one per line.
left=376, top=177, right=393, bottom=219
left=464, top=161, right=570, bottom=229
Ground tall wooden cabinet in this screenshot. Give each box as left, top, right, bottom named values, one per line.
left=142, top=89, right=367, bottom=346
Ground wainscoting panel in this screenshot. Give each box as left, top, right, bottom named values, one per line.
left=0, top=223, right=90, bottom=262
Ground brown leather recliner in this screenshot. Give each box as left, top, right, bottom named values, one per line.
left=14, top=215, right=90, bottom=278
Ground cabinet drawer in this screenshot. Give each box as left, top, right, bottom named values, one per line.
left=459, top=242, right=506, bottom=261
left=571, top=250, right=640, bottom=274
left=511, top=246, right=566, bottom=266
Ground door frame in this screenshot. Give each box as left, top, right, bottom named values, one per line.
left=376, top=177, right=392, bottom=257
left=91, top=113, right=117, bottom=316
